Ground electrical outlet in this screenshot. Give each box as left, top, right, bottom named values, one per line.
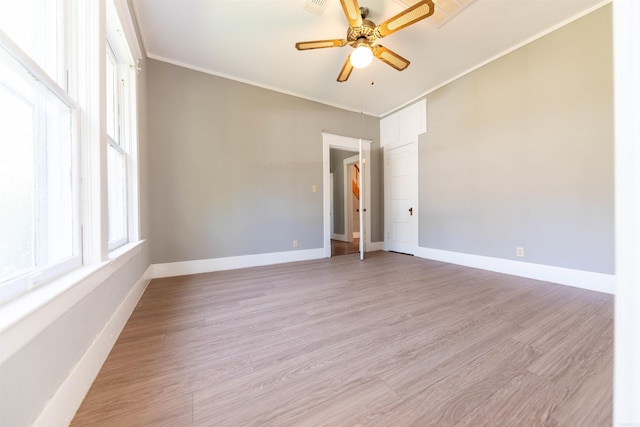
left=516, top=247, right=524, bottom=257
left=293, top=240, right=298, bottom=248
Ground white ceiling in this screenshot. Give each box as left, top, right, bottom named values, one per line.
left=131, top=0, right=608, bottom=117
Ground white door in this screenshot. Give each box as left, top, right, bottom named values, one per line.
left=385, top=140, right=418, bottom=255
left=358, top=139, right=365, bottom=260
left=330, top=173, right=334, bottom=235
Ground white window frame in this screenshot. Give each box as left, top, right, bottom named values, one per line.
left=106, top=42, right=128, bottom=250
left=0, top=0, right=145, bottom=375
left=0, top=11, right=81, bottom=304
left=0, top=0, right=141, bottom=306
left=105, top=0, right=139, bottom=252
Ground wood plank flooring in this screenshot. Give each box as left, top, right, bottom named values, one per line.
left=71, top=251, right=613, bottom=426
left=331, top=239, right=359, bottom=256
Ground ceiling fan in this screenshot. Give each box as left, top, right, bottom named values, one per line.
left=295, top=0, right=435, bottom=82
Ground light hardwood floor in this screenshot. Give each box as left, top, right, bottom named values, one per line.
left=71, top=251, right=613, bottom=426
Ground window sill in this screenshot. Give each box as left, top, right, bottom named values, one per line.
left=0, top=240, right=146, bottom=365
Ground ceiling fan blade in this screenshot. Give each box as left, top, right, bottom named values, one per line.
left=375, top=0, right=435, bottom=38
left=295, top=39, right=349, bottom=50
left=372, top=45, right=410, bottom=71
left=337, top=55, right=354, bottom=82
left=339, top=0, right=363, bottom=28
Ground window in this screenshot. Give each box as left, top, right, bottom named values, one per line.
left=0, top=3, right=80, bottom=303
left=105, top=1, right=138, bottom=250
left=106, top=44, right=128, bottom=250
left=0, top=0, right=141, bottom=304
left=106, top=0, right=138, bottom=252
left=0, top=0, right=66, bottom=88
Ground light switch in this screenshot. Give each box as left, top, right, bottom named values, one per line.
left=312, top=184, right=317, bottom=193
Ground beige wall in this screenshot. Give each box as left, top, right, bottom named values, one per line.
left=419, top=4, right=614, bottom=273
left=138, top=57, right=151, bottom=242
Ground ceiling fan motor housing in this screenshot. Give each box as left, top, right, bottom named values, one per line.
left=347, top=19, right=377, bottom=46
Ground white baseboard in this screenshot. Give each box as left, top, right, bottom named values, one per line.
left=414, top=247, right=615, bottom=295
left=151, top=248, right=325, bottom=279
left=33, top=266, right=152, bottom=427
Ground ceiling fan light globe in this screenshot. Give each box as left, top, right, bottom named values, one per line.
left=350, top=45, right=373, bottom=68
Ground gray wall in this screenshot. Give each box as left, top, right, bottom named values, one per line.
left=147, top=59, right=381, bottom=264
left=419, top=4, right=614, bottom=274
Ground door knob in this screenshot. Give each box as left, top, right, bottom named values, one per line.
left=409, top=207, right=413, bottom=216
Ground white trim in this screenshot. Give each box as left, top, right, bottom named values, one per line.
left=112, top=0, right=144, bottom=61
left=613, top=0, right=640, bottom=423
left=0, top=29, right=79, bottom=109
left=414, top=247, right=615, bottom=294
left=331, top=233, right=348, bottom=242
left=151, top=248, right=325, bottom=279
left=380, top=1, right=612, bottom=117
left=76, top=0, right=108, bottom=264
left=0, top=256, right=82, bottom=306
left=343, top=155, right=359, bottom=164
left=33, top=266, right=151, bottom=427
left=0, top=240, right=144, bottom=364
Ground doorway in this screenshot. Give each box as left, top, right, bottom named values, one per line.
left=330, top=150, right=360, bottom=256
left=348, top=161, right=360, bottom=240
left=322, top=132, right=372, bottom=260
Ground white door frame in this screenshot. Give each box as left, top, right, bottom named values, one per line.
left=323, top=132, right=372, bottom=258
left=613, top=1, right=640, bottom=422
